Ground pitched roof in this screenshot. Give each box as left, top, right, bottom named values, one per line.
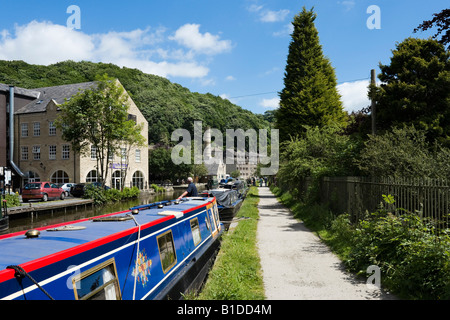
left=0, top=83, right=41, bottom=99
left=14, top=81, right=97, bottom=114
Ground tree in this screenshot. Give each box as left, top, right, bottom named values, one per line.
left=357, top=125, right=450, bottom=179
left=55, top=75, right=145, bottom=186
left=414, top=8, right=450, bottom=50
left=371, top=38, right=450, bottom=145
left=276, top=7, right=347, bottom=142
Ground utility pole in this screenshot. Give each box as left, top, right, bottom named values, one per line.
left=370, top=69, right=377, bottom=135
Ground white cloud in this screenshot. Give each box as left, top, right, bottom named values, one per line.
left=337, top=80, right=371, bottom=113
left=273, top=23, right=293, bottom=37
left=248, top=5, right=290, bottom=23
left=260, top=97, right=280, bottom=109
left=225, top=75, right=236, bottom=81
left=170, top=23, right=232, bottom=55
left=260, top=9, right=290, bottom=23
left=0, top=20, right=228, bottom=79
left=0, top=21, right=94, bottom=65
left=337, top=1, right=356, bottom=11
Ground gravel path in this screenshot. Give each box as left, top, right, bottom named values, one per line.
left=256, top=187, right=396, bottom=300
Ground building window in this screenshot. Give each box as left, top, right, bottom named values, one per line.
left=135, top=149, right=141, bottom=163
left=86, top=170, right=98, bottom=183
left=25, top=171, right=40, bottom=184
left=121, top=148, right=127, bottom=162
left=33, top=122, right=40, bottom=136
left=21, top=146, right=29, bottom=160
left=132, top=171, right=144, bottom=189
left=108, top=147, right=114, bottom=162
left=49, top=145, right=56, bottom=160
left=62, top=145, right=70, bottom=160
left=49, top=121, right=56, bottom=136
left=21, top=123, right=28, bottom=137
left=91, top=146, right=97, bottom=160
left=32, top=146, right=41, bottom=160
left=128, top=114, right=137, bottom=124
left=51, top=170, right=69, bottom=183
left=112, top=170, right=122, bottom=190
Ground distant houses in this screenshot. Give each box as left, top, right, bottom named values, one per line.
left=0, top=80, right=148, bottom=192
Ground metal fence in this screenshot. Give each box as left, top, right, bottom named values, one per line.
left=319, top=176, right=450, bottom=229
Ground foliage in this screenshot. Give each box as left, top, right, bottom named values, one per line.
left=0, top=60, right=270, bottom=144
left=277, top=124, right=361, bottom=201
left=344, top=204, right=450, bottom=300
left=371, top=38, right=450, bottom=145
left=150, top=184, right=166, bottom=193
left=3, top=193, right=20, bottom=208
left=197, top=187, right=265, bottom=300
left=148, top=146, right=208, bottom=182
left=276, top=7, right=347, bottom=142
left=414, top=8, right=450, bottom=50
left=357, top=125, right=450, bottom=179
left=84, top=185, right=140, bottom=205
left=55, top=75, right=144, bottom=186
left=230, top=170, right=240, bottom=178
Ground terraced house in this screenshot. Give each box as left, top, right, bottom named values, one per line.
left=1, top=80, right=148, bottom=191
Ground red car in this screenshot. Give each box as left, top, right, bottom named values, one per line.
left=22, top=182, right=66, bottom=203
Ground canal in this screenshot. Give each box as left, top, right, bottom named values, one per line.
left=6, top=190, right=185, bottom=234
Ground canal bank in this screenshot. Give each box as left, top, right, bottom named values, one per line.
left=256, top=186, right=395, bottom=300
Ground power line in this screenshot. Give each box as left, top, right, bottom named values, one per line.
left=229, top=76, right=370, bottom=99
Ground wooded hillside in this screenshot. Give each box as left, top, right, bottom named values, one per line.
left=0, top=60, right=270, bottom=144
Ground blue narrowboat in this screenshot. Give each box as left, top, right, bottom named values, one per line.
left=0, top=196, right=223, bottom=300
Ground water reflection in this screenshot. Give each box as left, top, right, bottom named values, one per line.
left=7, top=190, right=184, bottom=234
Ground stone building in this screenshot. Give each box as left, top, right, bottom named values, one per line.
left=4, top=80, right=148, bottom=190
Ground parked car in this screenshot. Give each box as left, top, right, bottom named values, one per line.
left=56, top=183, right=76, bottom=197
left=22, top=182, right=65, bottom=202
left=70, top=182, right=110, bottom=197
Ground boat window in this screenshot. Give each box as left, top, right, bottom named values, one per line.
left=73, top=258, right=121, bottom=300
left=157, top=230, right=177, bottom=273
left=190, top=218, right=201, bottom=246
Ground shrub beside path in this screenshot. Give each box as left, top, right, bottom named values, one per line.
left=256, top=186, right=396, bottom=300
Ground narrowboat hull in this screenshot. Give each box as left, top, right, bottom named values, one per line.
left=200, top=189, right=243, bottom=230
left=0, top=197, right=222, bottom=300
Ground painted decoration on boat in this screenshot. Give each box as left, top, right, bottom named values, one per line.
left=132, top=249, right=152, bottom=287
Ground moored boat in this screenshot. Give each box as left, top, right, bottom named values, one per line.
left=201, top=188, right=243, bottom=230
left=0, top=196, right=222, bottom=300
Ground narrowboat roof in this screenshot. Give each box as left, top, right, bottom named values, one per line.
left=0, top=197, right=215, bottom=277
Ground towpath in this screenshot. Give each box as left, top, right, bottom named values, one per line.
left=256, top=186, right=396, bottom=300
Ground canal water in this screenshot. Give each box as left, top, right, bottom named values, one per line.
left=6, top=190, right=185, bottom=234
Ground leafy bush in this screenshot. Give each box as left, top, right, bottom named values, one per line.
left=277, top=125, right=361, bottom=201
left=84, top=186, right=140, bottom=205
left=333, top=200, right=450, bottom=299
left=150, top=184, right=166, bottom=193
left=357, top=125, right=450, bottom=179
left=3, top=193, right=20, bottom=208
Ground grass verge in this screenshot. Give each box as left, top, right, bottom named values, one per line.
left=195, top=186, right=265, bottom=300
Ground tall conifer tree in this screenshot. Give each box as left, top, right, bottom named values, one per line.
left=276, top=7, right=346, bottom=142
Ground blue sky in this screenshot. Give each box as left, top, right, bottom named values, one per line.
left=0, top=0, right=448, bottom=115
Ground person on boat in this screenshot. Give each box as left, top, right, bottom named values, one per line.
left=178, top=177, right=198, bottom=199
